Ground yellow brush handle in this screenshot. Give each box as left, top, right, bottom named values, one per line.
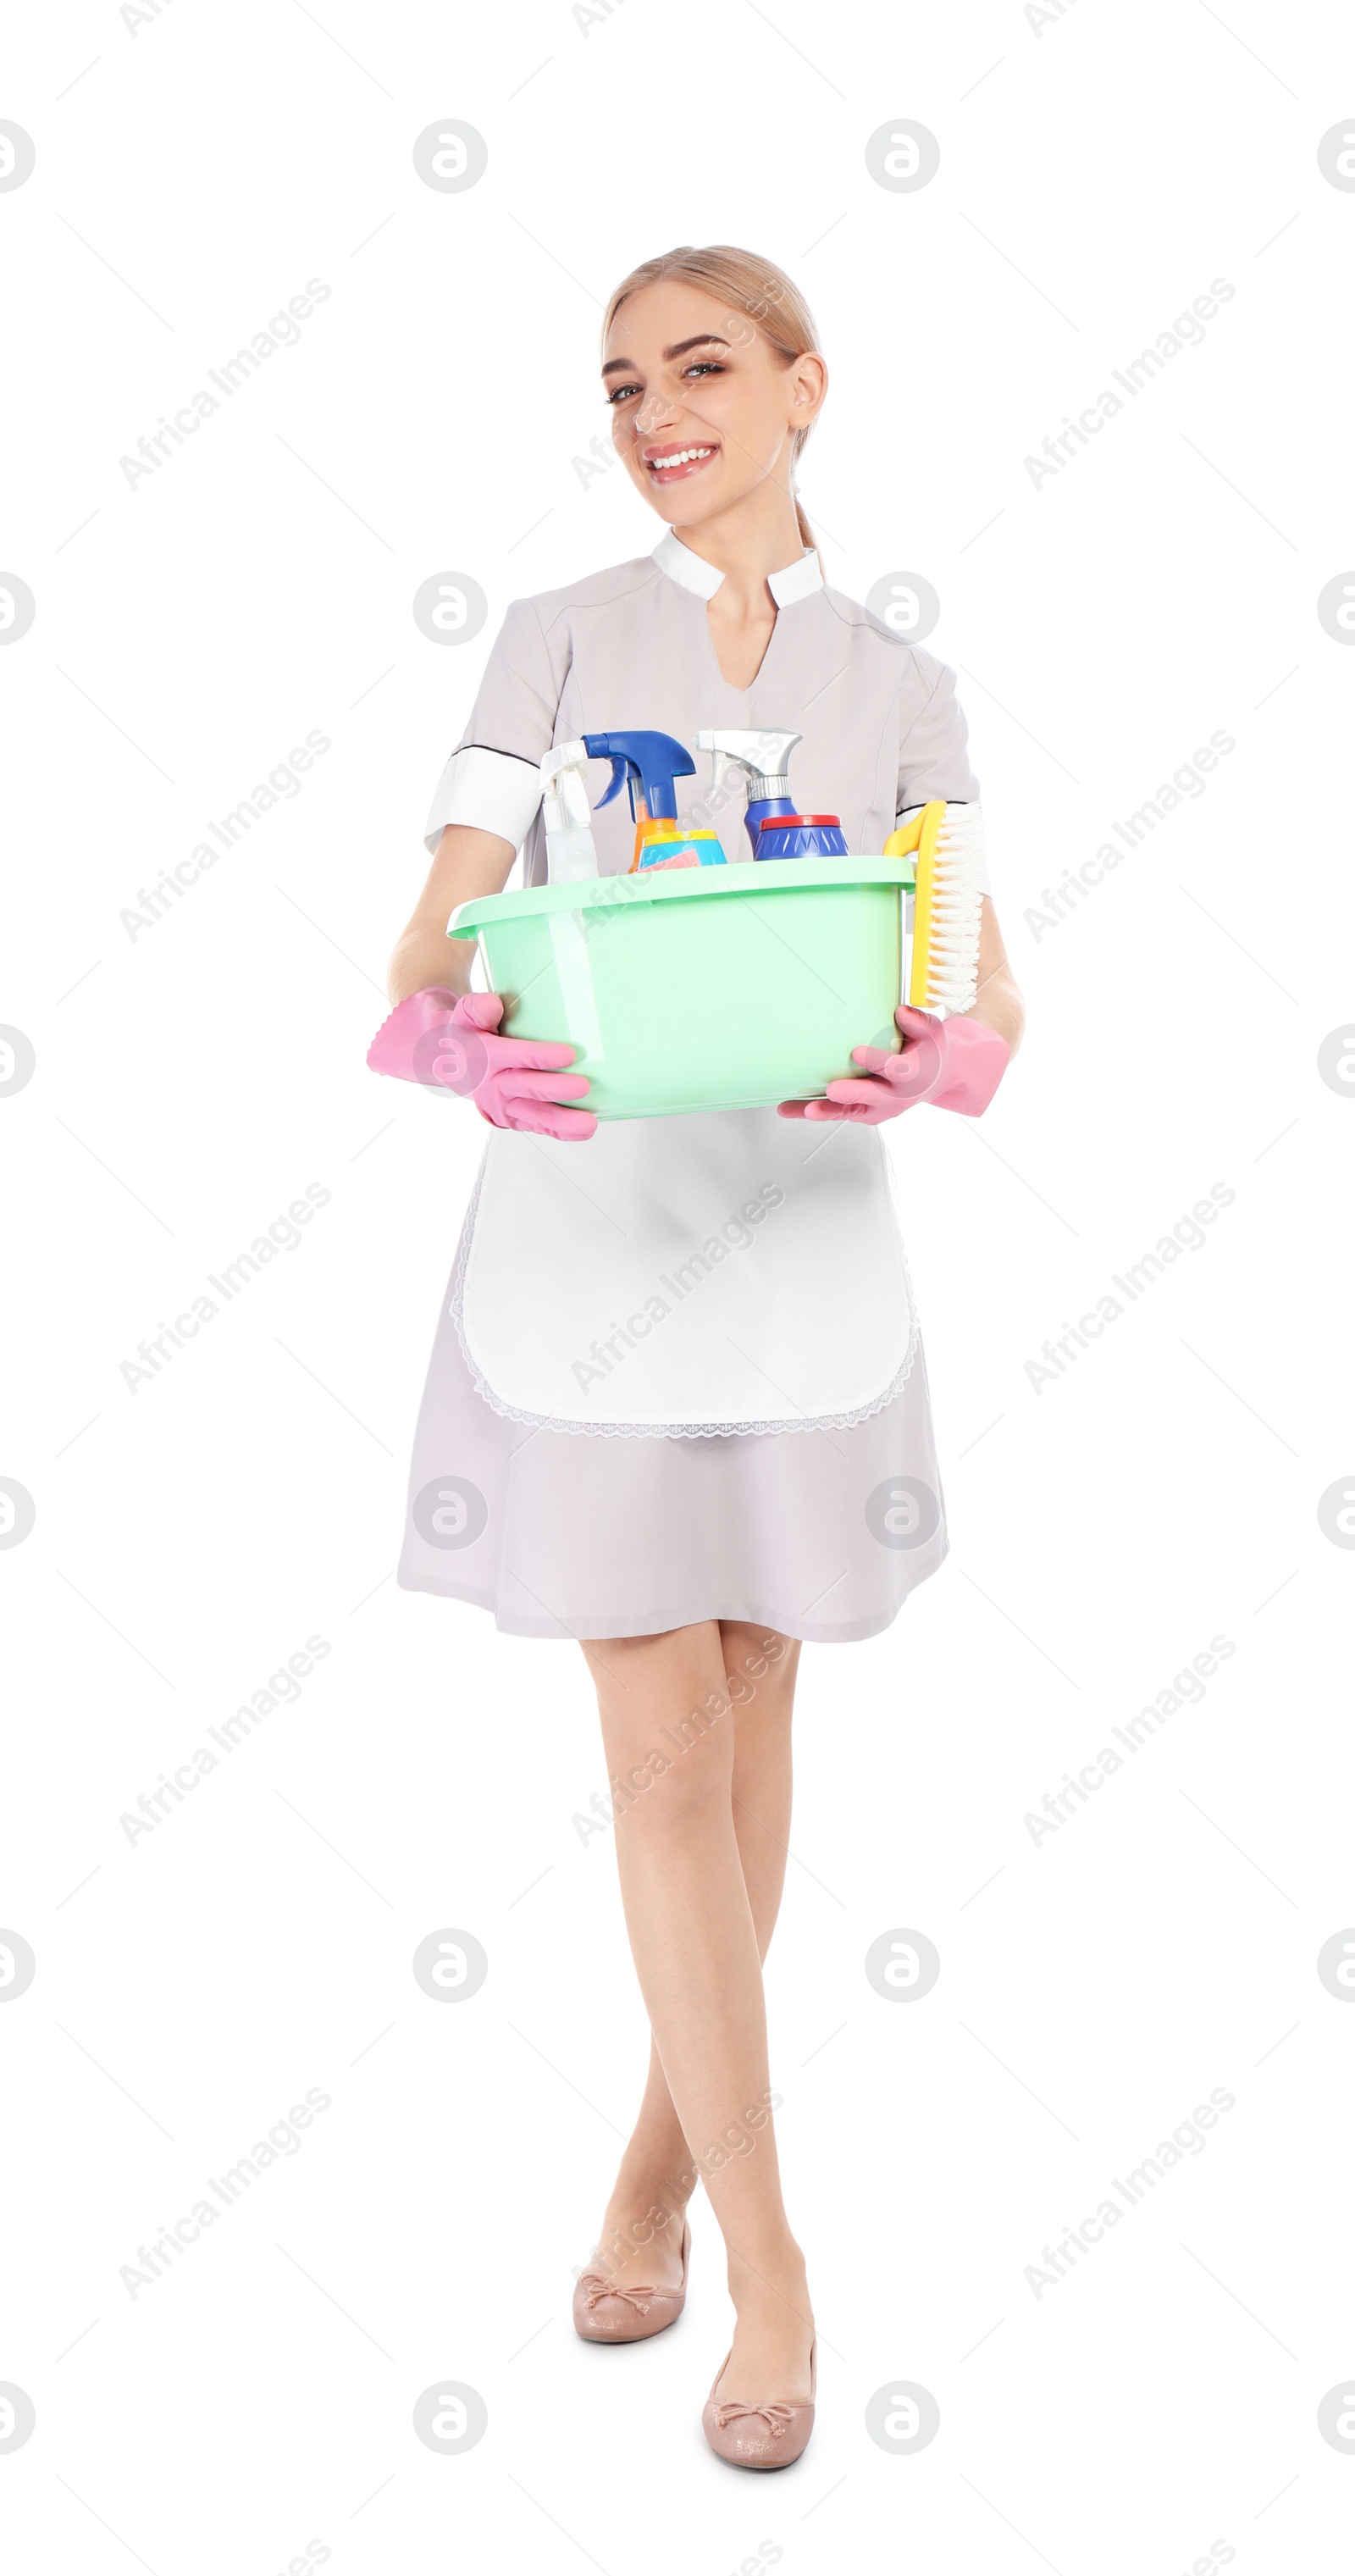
left=885, top=802, right=947, bottom=1005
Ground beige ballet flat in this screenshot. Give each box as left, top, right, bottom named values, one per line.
left=572, top=2219, right=691, bottom=2343
left=701, top=2335, right=817, bottom=2469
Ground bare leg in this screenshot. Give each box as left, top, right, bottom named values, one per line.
left=582, top=1620, right=813, bottom=2404
left=589, top=1622, right=800, bottom=2294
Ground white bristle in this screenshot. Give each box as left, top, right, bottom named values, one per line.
left=917, top=804, right=985, bottom=1011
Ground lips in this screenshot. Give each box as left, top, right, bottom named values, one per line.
left=642, top=440, right=719, bottom=483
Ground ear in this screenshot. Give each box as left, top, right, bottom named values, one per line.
left=788, top=351, right=827, bottom=425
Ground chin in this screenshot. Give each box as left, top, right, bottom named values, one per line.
left=659, top=485, right=732, bottom=526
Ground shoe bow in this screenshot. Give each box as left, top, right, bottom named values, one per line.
left=712, top=2399, right=796, bottom=2436
left=577, top=2273, right=655, bottom=2315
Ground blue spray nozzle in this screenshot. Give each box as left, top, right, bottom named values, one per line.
left=581, top=729, right=695, bottom=823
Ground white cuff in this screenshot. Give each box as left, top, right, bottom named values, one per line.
left=424, top=745, right=543, bottom=854
left=895, top=800, right=992, bottom=895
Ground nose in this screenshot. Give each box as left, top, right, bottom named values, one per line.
left=635, top=381, right=680, bottom=439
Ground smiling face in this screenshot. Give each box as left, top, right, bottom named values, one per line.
left=602, top=278, right=827, bottom=532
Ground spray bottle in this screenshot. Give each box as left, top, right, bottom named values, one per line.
left=539, top=740, right=600, bottom=882
left=581, top=730, right=724, bottom=873
left=696, top=728, right=849, bottom=861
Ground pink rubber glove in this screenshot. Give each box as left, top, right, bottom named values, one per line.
left=779, top=1003, right=1010, bottom=1124
left=367, top=988, right=596, bottom=1141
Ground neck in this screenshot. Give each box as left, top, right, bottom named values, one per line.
left=665, top=471, right=805, bottom=612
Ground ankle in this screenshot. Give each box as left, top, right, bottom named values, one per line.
left=596, top=2188, right=688, bottom=2264
left=727, top=2235, right=809, bottom=2309
left=610, top=2136, right=690, bottom=2197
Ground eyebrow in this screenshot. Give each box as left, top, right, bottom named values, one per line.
left=600, top=335, right=730, bottom=378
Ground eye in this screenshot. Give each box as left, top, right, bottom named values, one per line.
left=683, top=361, right=724, bottom=379
left=606, top=381, right=641, bottom=406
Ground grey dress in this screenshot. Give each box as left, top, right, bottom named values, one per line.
left=397, top=531, right=982, bottom=1643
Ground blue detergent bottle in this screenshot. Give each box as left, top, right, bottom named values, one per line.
left=696, top=729, right=848, bottom=860
left=582, top=730, right=725, bottom=872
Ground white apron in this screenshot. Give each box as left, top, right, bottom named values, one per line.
left=453, top=1110, right=917, bottom=1438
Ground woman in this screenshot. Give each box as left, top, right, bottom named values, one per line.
left=371, top=244, right=1024, bottom=2468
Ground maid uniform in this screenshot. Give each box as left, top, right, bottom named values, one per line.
left=398, top=531, right=987, bottom=1644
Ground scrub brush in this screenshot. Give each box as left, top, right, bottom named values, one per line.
left=884, top=801, right=986, bottom=1014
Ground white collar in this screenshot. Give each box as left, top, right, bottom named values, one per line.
left=651, top=527, right=823, bottom=607
left=767, top=548, right=824, bottom=607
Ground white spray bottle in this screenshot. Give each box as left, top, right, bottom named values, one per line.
left=696, top=727, right=850, bottom=861
left=540, top=740, right=600, bottom=882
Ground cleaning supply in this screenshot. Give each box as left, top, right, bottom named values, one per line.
left=755, top=813, right=849, bottom=860
left=782, top=1004, right=1010, bottom=1125
left=445, top=856, right=914, bottom=1121
left=540, top=740, right=599, bottom=883
left=367, top=988, right=595, bottom=1141
left=885, top=801, right=986, bottom=1012
left=579, top=729, right=715, bottom=874
left=697, top=728, right=799, bottom=851
left=636, top=829, right=726, bottom=872
left=695, top=728, right=848, bottom=859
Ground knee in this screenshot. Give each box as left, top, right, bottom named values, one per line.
left=617, top=1698, right=735, bottom=1827
left=610, top=1703, right=738, bottom=1839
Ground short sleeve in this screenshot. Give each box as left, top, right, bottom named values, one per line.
left=896, top=656, right=989, bottom=893
left=423, top=597, right=566, bottom=853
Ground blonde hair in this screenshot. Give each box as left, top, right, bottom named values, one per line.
left=602, top=243, right=824, bottom=560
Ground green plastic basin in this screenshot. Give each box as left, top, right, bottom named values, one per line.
left=448, top=857, right=915, bottom=1121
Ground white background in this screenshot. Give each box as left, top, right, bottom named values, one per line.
left=2, top=1, right=1352, bottom=2569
